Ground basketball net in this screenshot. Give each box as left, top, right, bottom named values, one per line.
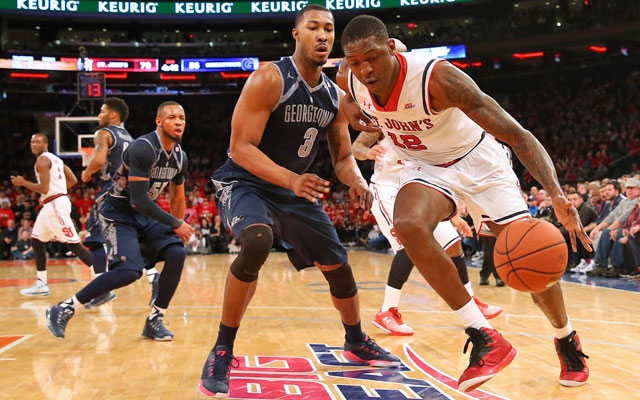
left=79, top=147, right=95, bottom=167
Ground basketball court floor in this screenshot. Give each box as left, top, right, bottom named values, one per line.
left=1, top=250, right=639, bottom=399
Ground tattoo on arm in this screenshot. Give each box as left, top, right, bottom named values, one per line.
left=352, top=131, right=383, bottom=161
left=436, top=62, right=563, bottom=197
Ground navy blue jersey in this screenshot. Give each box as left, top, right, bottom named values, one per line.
left=97, top=125, right=134, bottom=197
left=107, top=130, right=187, bottom=211
left=216, top=57, right=341, bottom=189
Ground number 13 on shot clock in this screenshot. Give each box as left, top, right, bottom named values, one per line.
left=77, top=73, right=106, bottom=100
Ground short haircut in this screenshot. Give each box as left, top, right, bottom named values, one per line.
left=294, top=4, right=331, bottom=27
left=341, top=15, right=389, bottom=50
left=103, top=97, right=129, bottom=122
left=157, top=101, right=182, bottom=117
left=567, top=191, right=580, bottom=196
left=34, top=132, right=49, bottom=143
left=606, top=180, right=621, bottom=192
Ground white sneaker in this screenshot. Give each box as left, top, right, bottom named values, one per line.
left=571, top=259, right=587, bottom=273
left=471, top=251, right=484, bottom=262
left=20, top=280, right=50, bottom=296
left=581, top=259, right=595, bottom=273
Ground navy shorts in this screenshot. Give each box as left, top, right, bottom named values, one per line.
left=213, top=177, right=347, bottom=270
left=99, top=200, right=182, bottom=272
left=83, top=202, right=104, bottom=247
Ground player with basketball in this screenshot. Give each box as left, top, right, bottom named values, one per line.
left=198, top=5, right=400, bottom=398
left=79, top=97, right=161, bottom=309
left=11, top=133, right=94, bottom=296
left=339, top=15, right=590, bottom=392
left=45, top=101, right=194, bottom=341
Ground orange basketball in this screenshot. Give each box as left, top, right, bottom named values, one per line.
left=494, top=219, right=567, bottom=293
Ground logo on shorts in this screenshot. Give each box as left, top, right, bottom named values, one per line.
left=230, top=215, right=244, bottom=228
left=404, top=102, right=415, bottom=109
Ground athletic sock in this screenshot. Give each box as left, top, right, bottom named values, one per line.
left=453, top=298, right=492, bottom=330
left=150, top=305, right=166, bottom=318
left=464, top=282, right=474, bottom=297
left=37, top=270, right=47, bottom=285
left=62, top=295, right=81, bottom=310
left=146, top=267, right=159, bottom=283
left=554, top=320, right=574, bottom=339
left=381, top=285, right=402, bottom=311
left=343, top=321, right=365, bottom=344
left=215, top=322, right=239, bottom=354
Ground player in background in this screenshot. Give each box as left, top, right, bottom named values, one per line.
left=199, top=6, right=400, bottom=398
left=80, top=97, right=160, bottom=309
left=340, top=15, right=590, bottom=392
left=351, top=132, right=502, bottom=335
left=45, top=102, right=194, bottom=341
left=11, top=133, right=94, bottom=296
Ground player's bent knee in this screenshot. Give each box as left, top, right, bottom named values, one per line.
left=230, top=225, right=274, bottom=282
left=446, top=242, right=463, bottom=258
left=394, top=216, right=433, bottom=243
left=163, top=243, right=186, bottom=265
left=321, top=262, right=358, bottom=299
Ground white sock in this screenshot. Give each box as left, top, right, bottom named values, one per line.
left=63, top=295, right=81, bottom=309
left=146, top=267, right=158, bottom=282
left=95, top=272, right=102, bottom=278
left=150, top=305, right=166, bottom=318
left=381, top=285, right=402, bottom=311
left=37, top=270, right=47, bottom=285
left=464, top=282, right=474, bottom=297
left=453, top=298, right=492, bottom=330
left=554, top=321, right=574, bottom=339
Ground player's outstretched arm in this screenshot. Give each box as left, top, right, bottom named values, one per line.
left=63, top=164, right=78, bottom=189
left=429, top=60, right=591, bottom=252
left=327, top=106, right=373, bottom=210
left=11, top=156, right=51, bottom=194
left=81, top=129, right=112, bottom=182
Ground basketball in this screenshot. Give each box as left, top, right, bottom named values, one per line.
left=494, top=219, right=568, bottom=293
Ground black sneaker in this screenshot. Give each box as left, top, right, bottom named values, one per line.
left=199, top=345, right=239, bottom=398
left=343, top=334, right=401, bottom=367
left=141, top=313, right=173, bottom=341
left=46, top=303, right=75, bottom=339
left=84, top=291, right=117, bottom=309
left=148, top=273, right=160, bottom=306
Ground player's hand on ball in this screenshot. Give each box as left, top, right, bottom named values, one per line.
left=291, top=173, right=330, bottom=202
left=367, top=144, right=387, bottom=162
left=552, top=196, right=592, bottom=252
left=349, top=177, right=373, bottom=210
left=174, top=221, right=195, bottom=242
left=10, top=175, right=25, bottom=187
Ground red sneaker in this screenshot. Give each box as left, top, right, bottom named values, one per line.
left=555, top=331, right=589, bottom=386
left=458, top=327, right=517, bottom=393
left=372, top=308, right=414, bottom=336
left=473, top=296, right=502, bottom=320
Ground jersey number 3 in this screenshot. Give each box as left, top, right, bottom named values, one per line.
left=388, top=132, right=427, bottom=150
left=298, top=128, right=318, bottom=158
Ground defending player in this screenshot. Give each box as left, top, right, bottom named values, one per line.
left=80, top=97, right=160, bottom=309
left=339, top=16, right=590, bottom=392
left=199, top=5, right=400, bottom=398
left=11, top=133, right=93, bottom=296
left=45, top=101, right=194, bottom=341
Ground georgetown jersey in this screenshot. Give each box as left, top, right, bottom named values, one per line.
left=348, top=52, right=484, bottom=165
left=107, top=130, right=187, bottom=212
left=215, top=57, right=341, bottom=191
left=97, top=125, right=134, bottom=197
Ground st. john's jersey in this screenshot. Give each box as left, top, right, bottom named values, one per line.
left=35, top=152, right=67, bottom=202
left=348, top=52, right=484, bottom=166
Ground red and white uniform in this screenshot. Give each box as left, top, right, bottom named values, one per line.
left=349, top=52, right=529, bottom=234
left=31, top=152, right=80, bottom=244
left=369, top=138, right=460, bottom=254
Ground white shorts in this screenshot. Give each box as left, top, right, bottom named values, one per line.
left=32, top=195, right=81, bottom=244
left=401, top=134, right=530, bottom=237
left=370, top=182, right=461, bottom=254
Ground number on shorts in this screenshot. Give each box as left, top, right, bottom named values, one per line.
left=298, top=128, right=318, bottom=158
left=62, top=227, right=74, bottom=238
left=388, top=132, right=427, bottom=150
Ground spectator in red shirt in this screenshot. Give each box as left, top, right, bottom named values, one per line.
left=0, top=202, right=16, bottom=227
left=198, top=199, right=216, bottom=218
left=75, top=192, right=93, bottom=218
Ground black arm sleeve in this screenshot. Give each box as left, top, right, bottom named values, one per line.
left=130, top=180, right=182, bottom=229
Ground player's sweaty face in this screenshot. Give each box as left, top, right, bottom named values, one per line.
left=344, top=37, right=394, bottom=95
left=157, top=105, right=186, bottom=142
left=97, top=104, right=111, bottom=128
left=295, top=11, right=334, bottom=66
left=30, top=135, right=47, bottom=155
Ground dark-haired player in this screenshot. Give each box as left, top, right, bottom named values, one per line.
left=339, top=15, right=590, bottom=392
left=198, top=5, right=400, bottom=398
left=45, top=101, right=194, bottom=341
left=12, top=133, right=93, bottom=296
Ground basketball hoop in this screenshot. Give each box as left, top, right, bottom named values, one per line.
left=79, top=147, right=95, bottom=167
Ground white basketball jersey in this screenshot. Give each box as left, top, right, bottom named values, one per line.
left=348, top=52, right=484, bottom=165
left=35, top=152, right=68, bottom=201
left=370, top=137, right=403, bottom=188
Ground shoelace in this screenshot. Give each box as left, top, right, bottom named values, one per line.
left=207, top=353, right=240, bottom=380
left=150, top=317, right=170, bottom=333
left=362, top=336, right=383, bottom=356
left=390, top=309, right=404, bottom=322
left=558, top=335, right=589, bottom=371
left=57, top=307, right=74, bottom=326
left=463, top=330, right=490, bottom=367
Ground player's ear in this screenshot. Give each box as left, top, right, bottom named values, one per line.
left=292, top=27, right=299, bottom=42
left=155, top=117, right=161, bottom=127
